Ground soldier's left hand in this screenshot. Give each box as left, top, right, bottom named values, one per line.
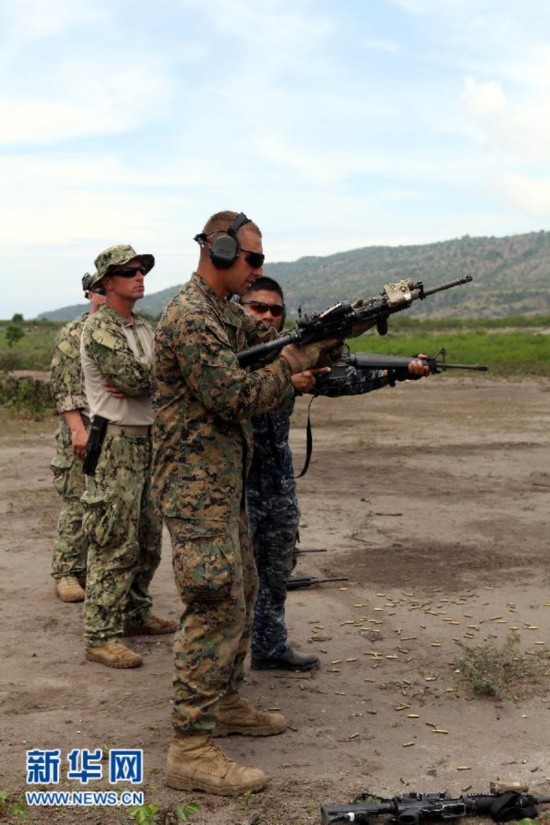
left=104, top=380, right=126, bottom=399
left=408, top=353, right=430, bottom=377
left=71, top=428, right=88, bottom=458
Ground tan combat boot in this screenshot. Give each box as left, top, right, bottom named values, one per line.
left=166, top=731, right=266, bottom=796
left=214, top=692, right=287, bottom=737
left=56, top=576, right=85, bottom=603
left=85, top=641, right=142, bottom=669
left=124, top=615, right=178, bottom=636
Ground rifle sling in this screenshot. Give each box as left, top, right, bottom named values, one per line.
left=294, top=396, right=315, bottom=479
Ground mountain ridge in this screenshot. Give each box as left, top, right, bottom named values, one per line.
left=38, top=229, right=550, bottom=322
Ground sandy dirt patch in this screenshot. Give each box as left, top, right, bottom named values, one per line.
left=0, top=377, right=549, bottom=823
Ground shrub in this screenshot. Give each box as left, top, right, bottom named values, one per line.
left=0, top=376, right=54, bottom=418
left=453, top=632, right=547, bottom=700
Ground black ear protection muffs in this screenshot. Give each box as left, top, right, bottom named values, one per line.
left=194, top=212, right=252, bottom=269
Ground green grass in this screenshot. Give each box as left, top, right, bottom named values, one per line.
left=0, top=319, right=62, bottom=372
left=1, top=316, right=549, bottom=376
left=347, top=329, right=550, bottom=376
left=387, top=313, right=550, bottom=331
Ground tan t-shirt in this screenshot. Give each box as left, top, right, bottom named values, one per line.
left=81, top=305, right=154, bottom=426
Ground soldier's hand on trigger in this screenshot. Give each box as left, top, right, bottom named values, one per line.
left=291, top=367, right=330, bottom=394
left=103, top=380, right=126, bottom=400
left=281, top=338, right=340, bottom=374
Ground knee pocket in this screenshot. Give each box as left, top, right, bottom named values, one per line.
left=173, top=530, right=237, bottom=604
left=81, top=490, right=129, bottom=549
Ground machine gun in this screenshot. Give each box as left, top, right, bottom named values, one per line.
left=320, top=789, right=550, bottom=825
left=237, top=275, right=473, bottom=368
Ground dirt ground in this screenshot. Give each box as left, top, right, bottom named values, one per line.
left=0, top=376, right=549, bottom=824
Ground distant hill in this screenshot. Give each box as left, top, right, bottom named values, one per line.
left=38, top=230, right=550, bottom=322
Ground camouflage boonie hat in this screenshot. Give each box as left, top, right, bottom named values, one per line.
left=89, top=244, right=155, bottom=289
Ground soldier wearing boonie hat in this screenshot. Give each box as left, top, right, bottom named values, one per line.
left=80, top=243, right=176, bottom=670
left=87, top=244, right=155, bottom=292
left=49, top=272, right=106, bottom=603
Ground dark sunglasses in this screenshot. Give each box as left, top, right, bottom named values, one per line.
left=242, top=300, right=284, bottom=318
left=240, top=249, right=265, bottom=269
left=110, top=265, right=147, bottom=278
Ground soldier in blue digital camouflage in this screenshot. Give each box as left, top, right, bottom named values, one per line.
left=242, top=277, right=430, bottom=673
left=241, top=277, right=326, bottom=671
left=152, top=211, right=343, bottom=797
left=80, top=244, right=177, bottom=670
left=49, top=274, right=105, bottom=603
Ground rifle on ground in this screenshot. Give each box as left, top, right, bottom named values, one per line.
left=320, top=790, right=550, bottom=825
left=237, top=275, right=473, bottom=368
left=286, top=575, right=349, bottom=590
left=295, top=547, right=328, bottom=554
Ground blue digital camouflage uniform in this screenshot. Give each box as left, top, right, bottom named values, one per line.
left=81, top=305, right=162, bottom=646
left=246, top=400, right=299, bottom=660
left=49, top=312, right=89, bottom=582
left=152, top=272, right=295, bottom=732
left=247, top=365, right=387, bottom=660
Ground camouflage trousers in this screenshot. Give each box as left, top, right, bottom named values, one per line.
left=50, top=419, right=88, bottom=581
left=247, top=492, right=300, bottom=659
left=82, top=433, right=162, bottom=646
left=165, top=511, right=258, bottom=732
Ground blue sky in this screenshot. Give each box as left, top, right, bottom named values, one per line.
left=2, top=0, right=549, bottom=318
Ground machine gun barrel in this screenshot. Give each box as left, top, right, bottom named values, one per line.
left=420, top=274, right=473, bottom=298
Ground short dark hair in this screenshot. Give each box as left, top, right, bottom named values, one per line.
left=242, top=276, right=284, bottom=302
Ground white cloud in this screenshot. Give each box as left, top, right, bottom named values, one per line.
left=0, top=58, right=172, bottom=145
left=461, top=76, right=506, bottom=119
left=2, top=0, right=550, bottom=317
left=1, top=0, right=108, bottom=41
left=496, top=173, right=550, bottom=217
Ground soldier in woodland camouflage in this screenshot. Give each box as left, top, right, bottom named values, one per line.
left=153, top=211, right=342, bottom=797
left=49, top=275, right=105, bottom=603
left=80, top=244, right=176, bottom=670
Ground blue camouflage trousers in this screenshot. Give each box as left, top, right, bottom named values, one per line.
left=166, top=511, right=257, bottom=732
left=81, top=433, right=162, bottom=646
left=50, top=420, right=88, bottom=581
left=247, top=492, right=300, bottom=659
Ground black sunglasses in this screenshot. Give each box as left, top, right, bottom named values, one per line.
left=240, top=249, right=265, bottom=269
left=242, top=300, right=284, bottom=318
left=110, top=265, right=147, bottom=277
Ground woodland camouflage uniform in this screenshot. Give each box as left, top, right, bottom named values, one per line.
left=49, top=312, right=89, bottom=582
left=153, top=272, right=294, bottom=732
left=81, top=305, right=162, bottom=646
